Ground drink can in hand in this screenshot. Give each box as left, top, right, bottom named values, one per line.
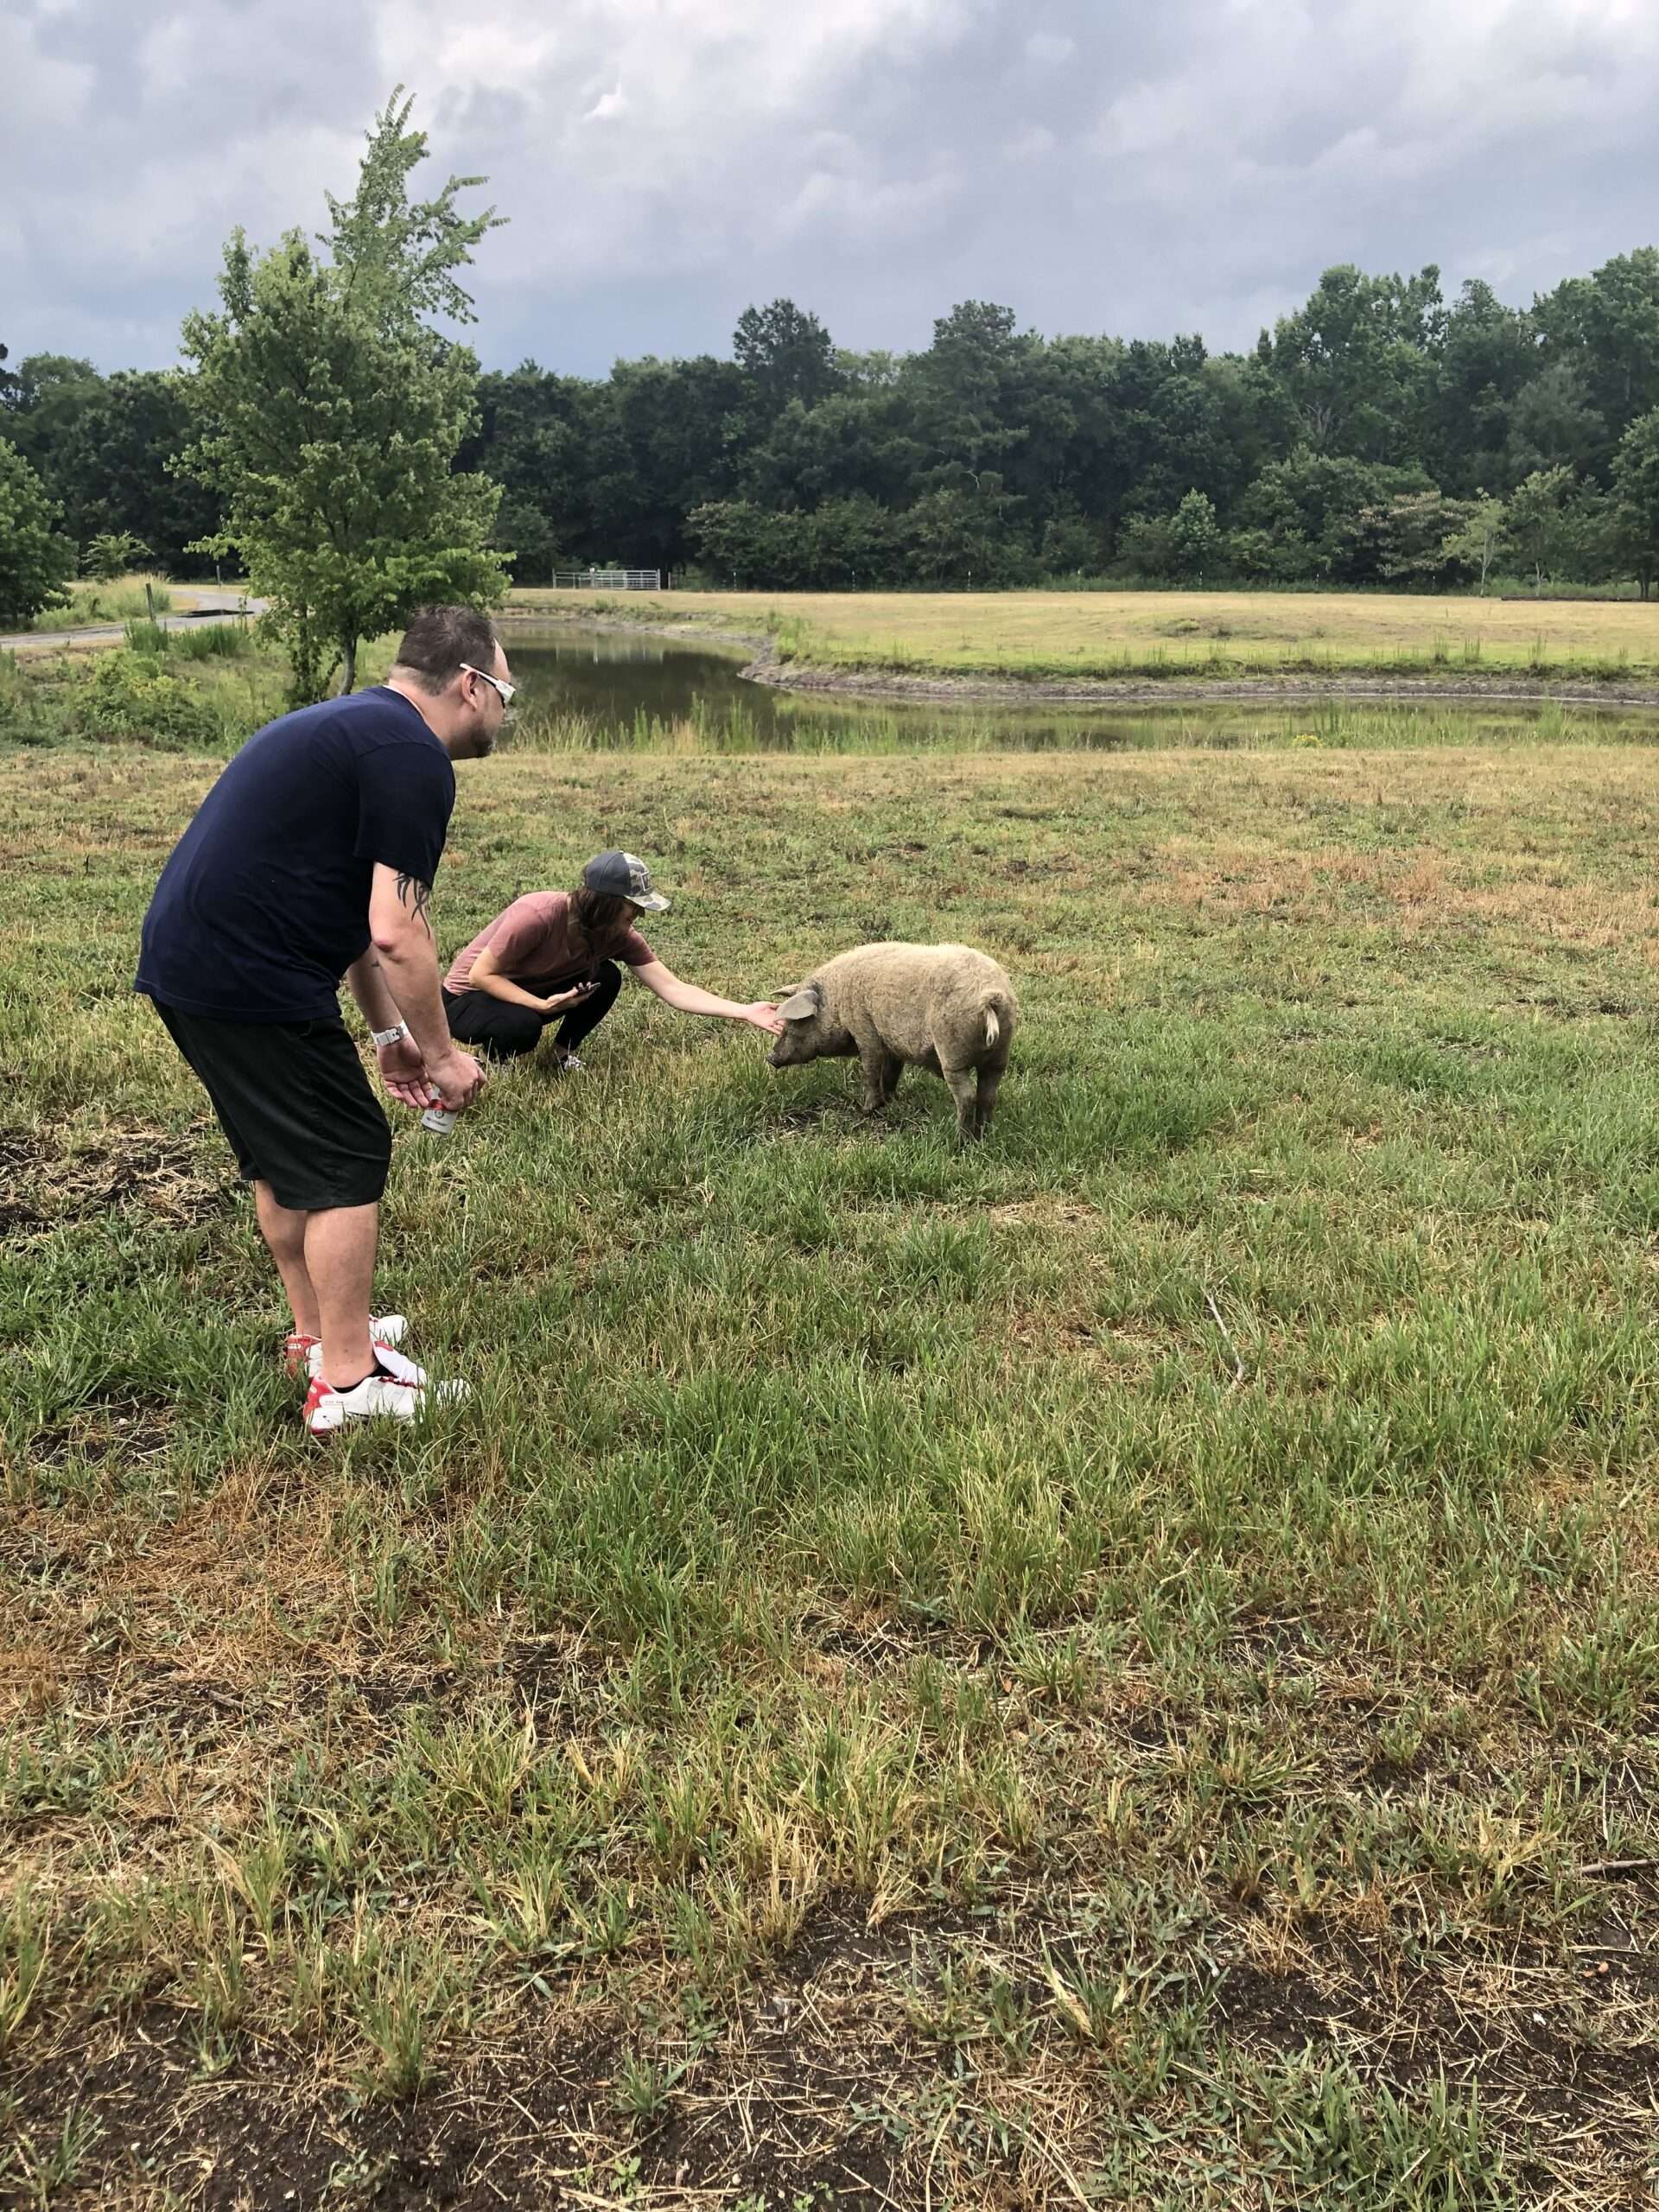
left=421, top=1103, right=458, bottom=1135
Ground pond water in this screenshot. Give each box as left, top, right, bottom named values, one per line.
left=502, top=621, right=1659, bottom=753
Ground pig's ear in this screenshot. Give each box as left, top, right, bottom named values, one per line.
left=777, top=984, right=822, bottom=1021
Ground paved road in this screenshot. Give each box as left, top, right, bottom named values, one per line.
left=2, top=593, right=267, bottom=655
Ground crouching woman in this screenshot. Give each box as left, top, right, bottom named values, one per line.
left=442, top=849, right=783, bottom=1069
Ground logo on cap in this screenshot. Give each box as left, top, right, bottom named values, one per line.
left=582, top=848, right=671, bottom=912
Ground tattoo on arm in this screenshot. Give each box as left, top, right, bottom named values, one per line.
left=395, top=872, right=434, bottom=936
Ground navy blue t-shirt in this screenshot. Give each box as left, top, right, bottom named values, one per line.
left=136, top=688, right=456, bottom=1023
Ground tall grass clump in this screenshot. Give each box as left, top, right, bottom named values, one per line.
left=33, top=574, right=174, bottom=629
left=167, top=622, right=253, bottom=661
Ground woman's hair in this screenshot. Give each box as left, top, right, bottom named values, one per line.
left=569, top=885, right=635, bottom=953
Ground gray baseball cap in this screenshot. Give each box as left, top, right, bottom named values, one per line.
left=582, top=849, right=671, bottom=912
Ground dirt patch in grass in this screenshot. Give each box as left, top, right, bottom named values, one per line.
left=0, top=1908, right=935, bottom=2211
left=29, top=1391, right=175, bottom=1470
left=0, top=1122, right=232, bottom=1236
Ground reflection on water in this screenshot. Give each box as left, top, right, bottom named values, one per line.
left=503, top=623, right=1659, bottom=754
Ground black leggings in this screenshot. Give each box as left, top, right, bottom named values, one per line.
left=442, top=962, right=622, bottom=1059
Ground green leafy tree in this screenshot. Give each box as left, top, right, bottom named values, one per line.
left=686, top=499, right=793, bottom=588
left=0, top=354, right=106, bottom=479
left=0, top=437, right=75, bottom=626
left=1258, top=264, right=1444, bottom=461
left=798, top=495, right=906, bottom=588
left=180, top=89, right=507, bottom=700
left=1115, top=511, right=1181, bottom=580
left=1440, top=493, right=1506, bottom=593
left=1421, top=281, right=1540, bottom=494
left=1502, top=466, right=1581, bottom=588
left=1234, top=449, right=1432, bottom=582
left=739, top=391, right=923, bottom=512
left=1533, top=249, right=1659, bottom=466
left=1338, top=490, right=1475, bottom=588
left=1039, top=501, right=1102, bottom=577
left=608, top=355, right=746, bottom=568
left=1168, top=489, right=1222, bottom=582
left=1506, top=361, right=1605, bottom=481
left=1611, top=409, right=1659, bottom=598
left=906, top=302, right=1033, bottom=486
left=902, top=476, right=1030, bottom=586
left=733, top=300, right=842, bottom=418
left=82, top=531, right=150, bottom=580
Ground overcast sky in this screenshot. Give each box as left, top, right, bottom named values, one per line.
left=5, top=0, right=1656, bottom=380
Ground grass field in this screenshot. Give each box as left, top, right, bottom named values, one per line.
left=4, top=731, right=1659, bottom=2207
left=508, top=586, right=1659, bottom=685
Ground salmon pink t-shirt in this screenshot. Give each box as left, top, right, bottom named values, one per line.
left=444, top=893, right=655, bottom=995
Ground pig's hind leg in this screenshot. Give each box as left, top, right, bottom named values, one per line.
left=941, top=1064, right=979, bottom=1145
left=974, top=1064, right=1003, bottom=1135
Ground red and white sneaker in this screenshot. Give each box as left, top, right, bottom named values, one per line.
left=302, top=1361, right=469, bottom=1436
left=283, top=1315, right=410, bottom=1382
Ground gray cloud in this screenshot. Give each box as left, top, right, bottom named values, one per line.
left=5, top=0, right=1657, bottom=377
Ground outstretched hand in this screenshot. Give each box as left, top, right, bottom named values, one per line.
left=376, top=1032, right=433, bottom=1110
left=743, top=1001, right=787, bottom=1037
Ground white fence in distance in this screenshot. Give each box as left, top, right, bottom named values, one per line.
left=551, top=569, right=663, bottom=591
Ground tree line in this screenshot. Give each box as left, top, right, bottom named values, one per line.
left=8, top=207, right=1659, bottom=629
left=460, top=264, right=1659, bottom=594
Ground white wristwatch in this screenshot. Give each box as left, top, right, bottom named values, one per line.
left=371, top=1022, right=409, bottom=1048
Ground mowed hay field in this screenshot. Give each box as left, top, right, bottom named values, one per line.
left=512, top=585, right=1659, bottom=683
left=5, top=735, right=1659, bottom=2209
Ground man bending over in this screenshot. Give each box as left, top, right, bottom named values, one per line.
left=135, top=606, right=510, bottom=1434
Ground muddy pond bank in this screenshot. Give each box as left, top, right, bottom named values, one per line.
left=499, top=606, right=1659, bottom=712
left=500, top=620, right=1659, bottom=751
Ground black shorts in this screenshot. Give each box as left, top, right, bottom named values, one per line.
left=151, top=1001, right=391, bottom=1211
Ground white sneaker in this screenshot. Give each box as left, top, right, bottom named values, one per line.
left=303, top=1361, right=469, bottom=1436
left=283, top=1315, right=409, bottom=1382
left=553, top=1052, right=584, bottom=1074
left=362, top=1341, right=428, bottom=1388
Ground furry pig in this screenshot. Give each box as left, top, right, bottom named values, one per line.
left=767, top=942, right=1018, bottom=1143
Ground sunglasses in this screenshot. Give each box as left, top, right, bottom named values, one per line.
left=461, top=663, right=518, bottom=707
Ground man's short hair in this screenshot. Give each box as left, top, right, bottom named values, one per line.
left=393, top=607, right=500, bottom=694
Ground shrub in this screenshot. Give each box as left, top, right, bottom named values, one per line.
left=76, top=650, right=226, bottom=751
left=83, top=531, right=151, bottom=582
left=0, top=652, right=54, bottom=747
